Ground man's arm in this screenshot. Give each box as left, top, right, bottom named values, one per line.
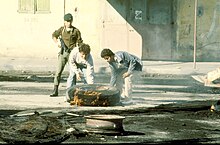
left=69, top=50, right=80, bottom=74
left=76, top=29, right=83, bottom=47
left=116, top=51, right=137, bottom=77
left=52, top=27, right=63, bottom=40
left=52, top=27, right=63, bottom=49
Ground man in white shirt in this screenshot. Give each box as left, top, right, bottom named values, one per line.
left=65, top=43, right=94, bottom=102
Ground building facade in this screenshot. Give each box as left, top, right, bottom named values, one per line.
left=0, top=0, right=219, bottom=69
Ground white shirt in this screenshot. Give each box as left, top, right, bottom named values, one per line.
left=68, top=47, right=94, bottom=84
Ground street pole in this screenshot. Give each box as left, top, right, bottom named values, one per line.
left=64, top=0, right=66, bottom=15
left=193, top=0, right=198, bottom=69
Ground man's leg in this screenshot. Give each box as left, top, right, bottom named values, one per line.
left=65, top=70, right=76, bottom=102
left=66, top=69, right=77, bottom=89
left=124, top=74, right=133, bottom=101
left=81, top=68, right=87, bottom=84
left=50, top=53, right=68, bottom=97
left=124, top=71, right=141, bottom=102
left=115, top=70, right=126, bottom=100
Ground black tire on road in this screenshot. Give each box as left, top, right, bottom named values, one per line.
left=66, top=84, right=120, bottom=106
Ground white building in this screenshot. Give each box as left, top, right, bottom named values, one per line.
left=0, top=0, right=144, bottom=72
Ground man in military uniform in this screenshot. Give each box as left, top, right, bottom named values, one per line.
left=50, top=13, right=83, bottom=97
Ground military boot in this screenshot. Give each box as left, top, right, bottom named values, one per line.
left=50, top=85, right=58, bottom=97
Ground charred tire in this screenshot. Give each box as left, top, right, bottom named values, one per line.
left=67, top=84, right=120, bottom=106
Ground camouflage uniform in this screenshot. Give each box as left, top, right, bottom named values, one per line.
left=50, top=13, right=83, bottom=97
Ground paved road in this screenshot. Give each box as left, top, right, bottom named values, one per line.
left=0, top=73, right=219, bottom=112
left=1, top=58, right=220, bottom=144
left=1, top=56, right=220, bottom=111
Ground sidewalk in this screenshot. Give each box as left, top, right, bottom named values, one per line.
left=143, top=61, right=220, bottom=75
left=0, top=56, right=220, bottom=75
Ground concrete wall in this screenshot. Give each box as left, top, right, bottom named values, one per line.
left=176, top=0, right=220, bottom=61
left=64, top=0, right=104, bottom=68
left=0, top=0, right=220, bottom=71
left=0, top=1, right=101, bottom=56
left=0, top=0, right=62, bottom=58
left=0, top=0, right=106, bottom=72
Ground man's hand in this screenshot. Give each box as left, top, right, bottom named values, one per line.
left=122, top=72, right=131, bottom=78
left=57, top=40, right=61, bottom=48
left=76, top=74, right=81, bottom=81
left=76, top=73, right=83, bottom=81
left=53, top=37, right=61, bottom=48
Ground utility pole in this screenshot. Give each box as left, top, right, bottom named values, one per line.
left=64, top=0, right=66, bottom=15
left=193, top=0, right=198, bottom=69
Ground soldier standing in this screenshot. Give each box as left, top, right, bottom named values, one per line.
left=50, top=13, right=83, bottom=97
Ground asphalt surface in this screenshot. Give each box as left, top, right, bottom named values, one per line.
left=1, top=57, right=220, bottom=111
left=1, top=57, right=220, bottom=144
left=1, top=71, right=220, bottom=144
left=0, top=71, right=219, bottom=111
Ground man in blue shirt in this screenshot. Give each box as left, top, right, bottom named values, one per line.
left=101, top=48, right=143, bottom=104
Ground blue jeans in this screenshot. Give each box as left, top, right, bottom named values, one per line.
left=66, top=68, right=88, bottom=90
left=65, top=68, right=88, bottom=102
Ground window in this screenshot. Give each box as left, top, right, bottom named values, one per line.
left=18, top=0, right=50, bottom=14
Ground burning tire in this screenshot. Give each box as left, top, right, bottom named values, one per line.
left=66, top=84, right=120, bottom=106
